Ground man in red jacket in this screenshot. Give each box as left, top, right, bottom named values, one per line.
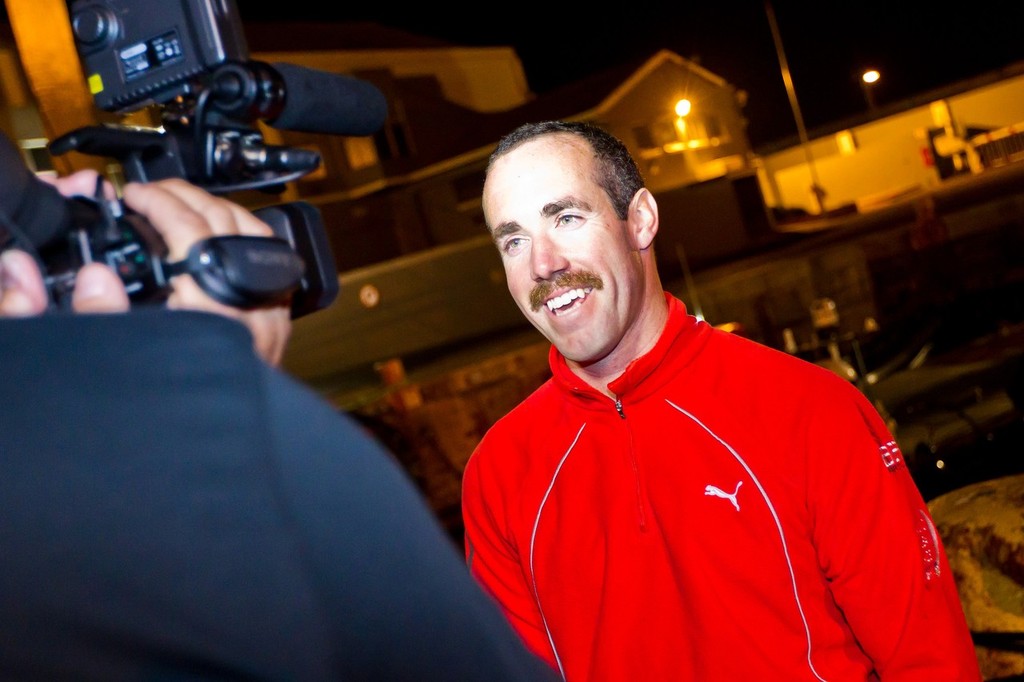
left=462, top=120, right=981, bottom=681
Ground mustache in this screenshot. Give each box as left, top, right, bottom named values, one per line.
left=529, top=271, right=604, bottom=312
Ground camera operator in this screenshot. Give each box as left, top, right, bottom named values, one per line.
left=0, top=173, right=557, bottom=681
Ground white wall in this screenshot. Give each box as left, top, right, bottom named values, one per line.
left=757, top=72, right=1024, bottom=213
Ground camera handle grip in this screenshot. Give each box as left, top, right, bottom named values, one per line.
left=164, top=235, right=304, bottom=308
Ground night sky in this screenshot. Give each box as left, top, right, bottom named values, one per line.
left=238, top=0, right=1024, bottom=149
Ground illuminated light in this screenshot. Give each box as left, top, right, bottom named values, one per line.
left=935, top=460, right=946, bottom=469
left=674, top=98, right=692, bottom=117
left=860, top=70, right=881, bottom=110
left=359, top=283, right=381, bottom=308
left=836, top=130, right=858, bottom=156
left=714, top=321, right=744, bottom=334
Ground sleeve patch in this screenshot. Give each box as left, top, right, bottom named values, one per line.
left=879, top=439, right=905, bottom=472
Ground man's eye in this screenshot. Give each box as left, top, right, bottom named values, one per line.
left=557, top=214, right=580, bottom=227
left=503, top=237, right=525, bottom=254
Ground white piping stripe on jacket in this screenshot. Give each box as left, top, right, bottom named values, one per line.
left=529, top=422, right=585, bottom=681
left=526, top=404, right=830, bottom=681
left=666, top=399, right=828, bottom=682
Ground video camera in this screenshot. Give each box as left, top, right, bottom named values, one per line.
left=7, top=0, right=387, bottom=318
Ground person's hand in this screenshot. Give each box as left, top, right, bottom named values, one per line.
left=1, top=170, right=128, bottom=317
left=0, top=248, right=126, bottom=316
left=0, top=248, right=49, bottom=316
left=0, top=171, right=292, bottom=366
left=121, top=178, right=292, bottom=365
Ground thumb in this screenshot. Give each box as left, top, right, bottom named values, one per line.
left=0, top=249, right=48, bottom=316
left=71, top=263, right=131, bottom=313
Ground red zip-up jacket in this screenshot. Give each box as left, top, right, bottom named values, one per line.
left=462, top=293, right=980, bottom=681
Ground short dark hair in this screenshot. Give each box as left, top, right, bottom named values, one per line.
left=486, top=121, right=645, bottom=220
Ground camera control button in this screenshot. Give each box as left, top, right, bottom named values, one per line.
left=71, top=6, right=119, bottom=47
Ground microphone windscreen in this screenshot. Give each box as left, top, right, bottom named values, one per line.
left=269, top=62, right=388, bottom=136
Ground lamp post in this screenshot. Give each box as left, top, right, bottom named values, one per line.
left=860, top=69, right=880, bottom=110
left=673, top=97, right=691, bottom=144
left=669, top=96, right=706, bottom=321
left=764, top=0, right=827, bottom=214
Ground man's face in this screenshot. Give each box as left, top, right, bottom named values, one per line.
left=483, top=134, right=647, bottom=367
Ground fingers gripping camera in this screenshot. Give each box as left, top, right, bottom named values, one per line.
left=35, top=181, right=307, bottom=311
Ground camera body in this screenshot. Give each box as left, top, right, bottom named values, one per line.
left=36, top=188, right=334, bottom=319
left=41, top=0, right=345, bottom=318
left=39, top=192, right=171, bottom=306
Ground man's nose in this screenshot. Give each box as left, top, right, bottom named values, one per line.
left=530, top=234, right=569, bottom=281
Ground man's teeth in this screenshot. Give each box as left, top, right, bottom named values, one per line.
left=546, top=288, right=590, bottom=312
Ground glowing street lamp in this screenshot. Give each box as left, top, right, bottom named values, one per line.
left=673, top=97, right=691, bottom=138
left=860, top=69, right=880, bottom=110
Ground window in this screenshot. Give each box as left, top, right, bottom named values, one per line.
left=344, top=136, right=378, bottom=170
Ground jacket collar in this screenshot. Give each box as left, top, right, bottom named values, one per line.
left=549, top=292, right=709, bottom=402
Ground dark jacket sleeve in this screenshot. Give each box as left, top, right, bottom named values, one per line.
left=266, top=370, right=560, bottom=681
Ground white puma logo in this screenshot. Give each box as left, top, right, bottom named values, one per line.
left=705, top=481, right=743, bottom=511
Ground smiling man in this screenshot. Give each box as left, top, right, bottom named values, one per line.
left=461, top=120, right=981, bottom=681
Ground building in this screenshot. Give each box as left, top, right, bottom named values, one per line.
left=2, top=10, right=1022, bottom=541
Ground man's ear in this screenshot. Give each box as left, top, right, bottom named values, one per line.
left=629, top=188, right=659, bottom=250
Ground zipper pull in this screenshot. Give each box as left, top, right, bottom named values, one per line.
left=615, top=398, right=626, bottom=419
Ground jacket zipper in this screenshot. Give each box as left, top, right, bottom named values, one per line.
left=614, top=396, right=646, bottom=530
